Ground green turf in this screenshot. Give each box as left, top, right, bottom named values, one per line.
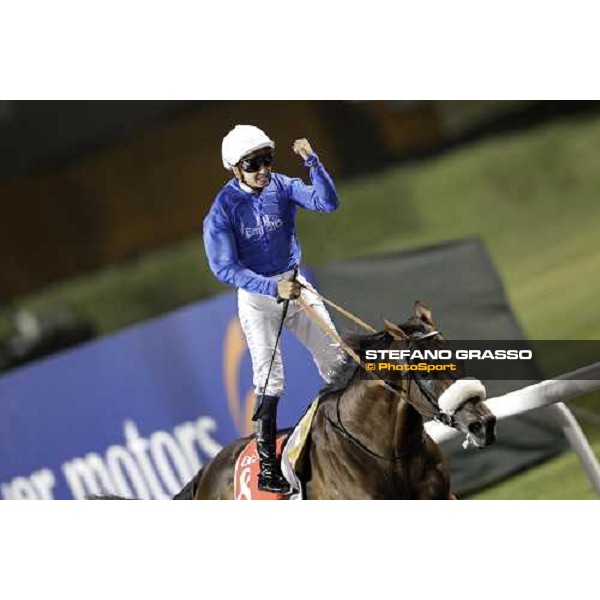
left=473, top=435, right=600, bottom=500
left=3, top=112, right=600, bottom=498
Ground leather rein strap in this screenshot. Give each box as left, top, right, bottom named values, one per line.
left=297, top=283, right=378, bottom=334
left=296, top=283, right=439, bottom=421
left=295, top=285, right=440, bottom=461
left=295, top=290, right=385, bottom=388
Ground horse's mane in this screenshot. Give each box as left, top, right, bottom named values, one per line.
left=319, top=317, right=430, bottom=396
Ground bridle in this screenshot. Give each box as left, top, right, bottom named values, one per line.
left=294, top=283, right=467, bottom=461
left=324, top=328, right=458, bottom=462
left=405, top=329, right=461, bottom=429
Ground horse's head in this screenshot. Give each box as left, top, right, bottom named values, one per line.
left=383, top=301, right=497, bottom=449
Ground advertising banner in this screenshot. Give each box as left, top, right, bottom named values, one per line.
left=0, top=291, right=322, bottom=499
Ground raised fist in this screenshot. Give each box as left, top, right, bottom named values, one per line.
left=292, top=138, right=314, bottom=160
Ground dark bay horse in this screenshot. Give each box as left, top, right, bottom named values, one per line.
left=177, top=302, right=497, bottom=500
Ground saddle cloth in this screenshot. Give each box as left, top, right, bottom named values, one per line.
left=233, top=397, right=320, bottom=500
left=233, top=435, right=290, bottom=501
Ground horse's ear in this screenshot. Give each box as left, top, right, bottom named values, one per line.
left=383, top=318, right=408, bottom=340
left=414, top=301, right=436, bottom=328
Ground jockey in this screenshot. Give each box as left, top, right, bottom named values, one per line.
left=203, top=124, right=346, bottom=494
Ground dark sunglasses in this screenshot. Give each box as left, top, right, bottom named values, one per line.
left=239, top=153, right=274, bottom=173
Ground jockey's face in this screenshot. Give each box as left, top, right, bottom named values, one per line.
left=233, top=149, right=273, bottom=190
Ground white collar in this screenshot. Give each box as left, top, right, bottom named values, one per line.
left=238, top=180, right=255, bottom=194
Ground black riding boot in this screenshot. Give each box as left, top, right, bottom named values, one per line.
left=254, top=395, right=291, bottom=494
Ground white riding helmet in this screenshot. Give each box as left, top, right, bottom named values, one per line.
left=221, top=125, right=275, bottom=170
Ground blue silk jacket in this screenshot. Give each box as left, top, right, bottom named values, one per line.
left=203, top=154, right=339, bottom=296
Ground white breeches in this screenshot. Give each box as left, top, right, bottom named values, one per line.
left=238, top=272, right=346, bottom=397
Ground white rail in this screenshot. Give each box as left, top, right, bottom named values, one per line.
left=425, top=362, right=600, bottom=496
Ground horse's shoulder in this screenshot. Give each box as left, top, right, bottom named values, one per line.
left=313, top=392, right=337, bottom=417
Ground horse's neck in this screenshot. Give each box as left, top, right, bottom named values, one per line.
left=307, top=376, right=428, bottom=498
left=393, top=395, right=425, bottom=454
left=339, top=377, right=424, bottom=457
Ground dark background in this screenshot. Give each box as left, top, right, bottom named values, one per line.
left=2, top=100, right=598, bottom=300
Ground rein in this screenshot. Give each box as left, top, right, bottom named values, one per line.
left=324, top=405, right=427, bottom=462
left=297, top=282, right=378, bottom=333
left=296, top=285, right=448, bottom=461
left=296, top=288, right=404, bottom=400
left=296, top=283, right=440, bottom=420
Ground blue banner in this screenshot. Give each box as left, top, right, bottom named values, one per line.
left=0, top=286, right=324, bottom=499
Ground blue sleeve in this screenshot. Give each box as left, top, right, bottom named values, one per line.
left=203, top=204, right=278, bottom=297
left=284, top=154, right=339, bottom=213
